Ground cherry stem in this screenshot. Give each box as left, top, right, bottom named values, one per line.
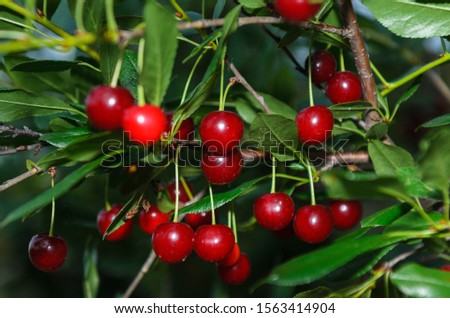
left=180, top=176, right=194, bottom=201
left=42, top=0, right=48, bottom=18
left=180, top=51, right=206, bottom=105
left=48, top=167, right=56, bottom=237
left=173, top=145, right=182, bottom=222
left=308, top=35, right=314, bottom=106
left=339, top=48, right=345, bottom=72
left=219, top=49, right=227, bottom=111
left=441, top=37, right=448, bottom=54
left=275, top=173, right=309, bottom=183
left=137, top=38, right=146, bottom=106
left=104, top=174, right=112, bottom=211
left=271, top=156, right=276, bottom=194
left=208, top=183, right=216, bottom=225
left=232, top=211, right=238, bottom=243
left=105, top=0, right=119, bottom=42
left=74, top=0, right=86, bottom=33
left=110, top=50, right=124, bottom=88
left=306, top=162, right=316, bottom=206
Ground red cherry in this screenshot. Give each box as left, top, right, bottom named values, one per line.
left=441, top=265, right=450, bottom=272
left=184, top=211, right=214, bottom=230
left=138, top=206, right=171, bottom=235
left=201, top=149, right=243, bottom=185
left=274, top=0, right=322, bottom=22
left=293, top=205, right=333, bottom=243
left=167, top=180, right=194, bottom=204
left=85, top=85, right=134, bottom=131
left=329, top=200, right=363, bottom=230
left=218, top=243, right=241, bottom=267
left=97, top=204, right=134, bottom=241
left=165, top=112, right=195, bottom=140
left=253, top=192, right=295, bottom=230
left=296, top=105, right=334, bottom=145
left=199, top=111, right=244, bottom=153
left=28, top=233, right=67, bottom=272
left=122, top=104, right=167, bottom=146
left=326, top=71, right=362, bottom=104
left=306, top=51, right=337, bottom=84
left=194, top=224, right=235, bottom=262
left=217, top=254, right=251, bottom=285
left=152, top=222, right=195, bottom=263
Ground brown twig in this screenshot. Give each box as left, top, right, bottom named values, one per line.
left=0, top=124, right=43, bottom=138
left=0, top=166, right=43, bottom=192
left=122, top=250, right=157, bottom=298
left=0, top=143, right=44, bottom=157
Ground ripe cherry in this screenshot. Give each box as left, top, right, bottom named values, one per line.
left=217, top=253, right=251, bottom=285
left=274, top=0, right=322, bottom=22
left=28, top=234, right=67, bottom=272
left=138, top=206, right=170, bottom=235
left=306, top=51, right=337, bottom=84
left=122, top=104, right=167, bottom=146
left=202, top=149, right=243, bottom=185
left=85, top=86, right=134, bottom=131
left=329, top=200, right=363, bottom=230
left=293, top=205, right=333, bottom=243
left=295, top=105, right=334, bottom=145
left=199, top=111, right=244, bottom=153
left=441, top=265, right=450, bottom=272
left=97, top=204, right=134, bottom=241
left=326, top=71, right=362, bottom=104
left=194, top=224, right=235, bottom=262
left=152, top=222, right=195, bottom=263
left=253, top=192, right=295, bottom=230
left=184, top=211, right=214, bottom=230
left=167, top=180, right=194, bottom=204
left=218, top=242, right=241, bottom=267
left=165, top=111, right=195, bottom=140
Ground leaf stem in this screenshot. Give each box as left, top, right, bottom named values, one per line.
left=275, top=173, right=309, bottom=183
left=137, top=38, right=146, bottom=106
left=173, top=146, right=181, bottom=222
left=180, top=52, right=206, bottom=105
left=370, top=61, right=389, bottom=87
left=209, top=183, right=216, bottom=225
left=271, top=156, right=276, bottom=194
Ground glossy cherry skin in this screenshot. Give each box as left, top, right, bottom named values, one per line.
left=201, top=150, right=243, bottom=185
left=167, top=180, right=194, bottom=204
left=28, top=234, right=67, bottom=272
left=217, top=253, right=251, bottom=285
left=218, top=243, right=241, bottom=267
left=194, top=224, right=235, bottom=262
left=184, top=211, right=214, bottom=230
left=326, top=71, right=362, bottom=104
left=138, top=206, right=171, bottom=235
left=253, top=192, right=295, bottom=230
left=199, top=111, right=244, bottom=153
left=85, top=86, right=134, bottom=131
left=122, top=104, right=167, bottom=146
left=165, top=111, right=195, bottom=140
left=274, top=0, right=322, bottom=22
left=293, top=205, right=333, bottom=243
left=152, top=222, right=195, bottom=263
left=329, top=200, right=363, bottom=230
left=441, top=265, right=450, bottom=272
left=295, top=105, right=334, bottom=145
left=97, top=204, right=134, bottom=241
left=306, top=51, right=337, bottom=84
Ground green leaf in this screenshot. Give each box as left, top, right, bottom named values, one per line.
left=0, top=158, right=104, bottom=228
left=179, top=177, right=267, bottom=215
left=239, top=0, right=266, bottom=9
left=99, top=42, right=120, bottom=85
left=119, top=50, right=138, bottom=100
left=10, top=60, right=85, bottom=72
left=329, top=101, right=373, bottom=119
left=368, top=140, right=414, bottom=177
left=0, top=9, right=26, bottom=31
left=365, top=122, right=388, bottom=140
left=294, top=287, right=333, bottom=298
left=0, top=89, right=81, bottom=122
left=384, top=211, right=443, bottom=233
left=391, top=81, right=420, bottom=119
left=247, top=114, right=298, bottom=161
left=361, top=203, right=411, bottom=228
left=213, top=0, right=226, bottom=19
left=142, top=0, right=178, bottom=105
left=40, top=127, right=91, bottom=148
left=397, top=166, right=437, bottom=198
left=420, top=113, right=450, bottom=129
left=68, top=0, right=105, bottom=33
left=361, top=0, right=450, bottom=38
left=83, top=240, right=99, bottom=298
left=332, top=120, right=362, bottom=136
left=391, top=263, right=450, bottom=297
left=232, top=92, right=297, bottom=120
left=264, top=234, right=407, bottom=286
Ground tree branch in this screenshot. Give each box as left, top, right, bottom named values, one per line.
left=122, top=250, right=157, bottom=298
left=0, top=166, right=43, bottom=192
left=0, top=124, right=43, bottom=138
left=0, top=143, right=44, bottom=157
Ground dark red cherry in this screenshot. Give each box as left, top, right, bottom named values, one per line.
left=165, top=111, right=195, bottom=140
left=218, top=243, right=241, bottom=267
left=306, top=51, right=337, bottom=84
left=326, top=71, right=362, bottom=104
left=274, top=0, right=322, bottom=22
left=85, top=85, right=134, bottom=131
left=293, top=205, right=333, bottom=243
left=152, top=222, right=195, bottom=263
left=201, top=149, right=243, bottom=185
left=441, top=265, right=450, bottom=272
left=184, top=211, right=214, bottom=230
left=217, top=253, right=251, bottom=285
left=329, top=200, right=363, bottom=230
left=253, top=192, right=295, bottom=230
left=138, top=206, right=171, bottom=235
left=28, top=233, right=67, bottom=272
left=167, top=180, right=194, bottom=204
left=295, top=105, right=334, bottom=144
left=122, top=104, right=167, bottom=146
left=194, top=224, right=235, bottom=262
left=97, top=204, right=134, bottom=241
left=199, top=111, right=244, bottom=153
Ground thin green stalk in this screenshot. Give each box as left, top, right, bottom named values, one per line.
left=180, top=52, right=206, bottom=105
left=382, top=53, right=450, bottom=96
left=209, top=183, right=216, bottom=225
left=105, top=0, right=119, bottom=42
left=413, top=197, right=437, bottom=227
left=104, top=174, right=112, bottom=211
left=275, top=173, right=309, bottom=183
left=219, top=49, right=227, bottom=111
left=384, top=272, right=390, bottom=298
left=232, top=211, right=237, bottom=243
left=339, top=49, right=345, bottom=72
left=308, top=36, right=314, bottom=106
left=441, top=37, right=448, bottom=54
left=180, top=176, right=194, bottom=201
left=370, top=61, right=389, bottom=87
left=75, top=0, right=86, bottom=33
left=110, top=50, right=125, bottom=88
left=173, top=146, right=182, bottom=222
left=220, top=80, right=234, bottom=111
left=442, top=189, right=449, bottom=222
left=306, top=163, right=316, bottom=206
left=271, top=156, right=276, bottom=193
left=169, top=0, right=208, bottom=39
left=137, top=38, right=146, bottom=106
left=43, top=0, right=48, bottom=18
left=49, top=173, right=55, bottom=237
left=177, top=35, right=200, bottom=47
